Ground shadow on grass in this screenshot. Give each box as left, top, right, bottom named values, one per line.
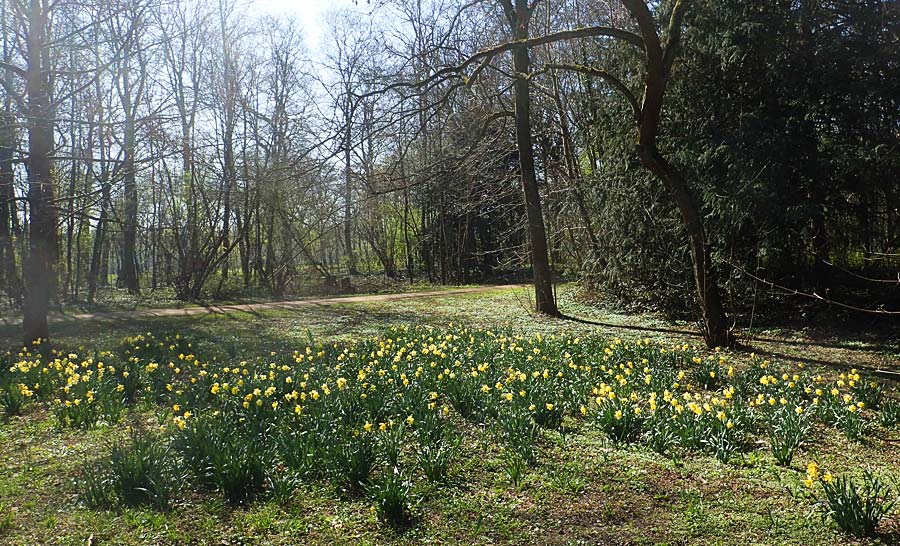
left=562, top=312, right=898, bottom=355
left=559, top=313, right=898, bottom=379
left=3, top=293, right=896, bottom=381
left=878, top=530, right=900, bottom=546
left=559, top=313, right=699, bottom=338
left=756, top=336, right=892, bottom=351
left=749, top=347, right=900, bottom=381
left=0, top=304, right=431, bottom=355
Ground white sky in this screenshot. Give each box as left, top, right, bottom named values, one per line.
left=250, top=0, right=367, bottom=52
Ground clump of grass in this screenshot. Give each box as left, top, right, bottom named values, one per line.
left=327, top=430, right=377, bottom=493
left=766, top=404, right=811, bottom=466
left=647, top=417, right=679, bottom=457
left=595, top=397, right=644, bottom=445
left=496, top=408, right=540, bottom=463
left=209, top=435, right=270, bottom=505
left=501, top=450, right=527, bottom=488
left=879, top=399, right=900, bottom=428
left=810, top=466, right=898, bottom=538
left=173, top=413, right=270, bottom=505
left=547, top=463, right=586, bottom=494
left=378, top=422, right=406, bottom=469
left=78, top=428, right=183, bottom=511
left=703, top=423, right=742, bottom=464
left=367, top=466, right=413, bottom=527
left=267, top=469, right=301, bottom=505
left=417, top=434, right=458, bottom=483
left=275, top=427, right=322, bottom=479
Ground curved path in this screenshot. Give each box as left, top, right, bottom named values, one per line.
left=0, top=285, right=527, bottom=326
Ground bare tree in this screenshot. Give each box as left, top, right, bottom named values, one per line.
left=108, top=0, right=149, bottom=294
left=324, top=10, right=375, bottom=279
left=0, top=0, right=20, bottom=305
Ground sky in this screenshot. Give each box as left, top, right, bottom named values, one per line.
left=250, top=0, right=365, bottom=52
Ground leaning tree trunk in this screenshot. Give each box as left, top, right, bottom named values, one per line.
left=616, top=0, right=732, bottom=347
left=510, top=1, right=559, bottom=316
left=636, top=145, right=732, bottom=347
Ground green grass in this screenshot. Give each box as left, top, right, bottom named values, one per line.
left=0, top=285, right=898, bottom=545
left=0, top=277, right=461, bottom=317
left=1, top=285, right=524, bottom=351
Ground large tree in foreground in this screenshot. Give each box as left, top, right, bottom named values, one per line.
left=2, top=0, right=139, bottom=343
left=12, top=0, right=57, bottom=345
left=621, top=0, right=732, bottom=347
left=548, top=0, right=733, bottom=346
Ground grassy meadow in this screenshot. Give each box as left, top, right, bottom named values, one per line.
left=1, top=286, right=898, bottom=546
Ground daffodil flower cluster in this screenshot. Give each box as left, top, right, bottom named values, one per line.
left=1, top=329, right=894, bottom=482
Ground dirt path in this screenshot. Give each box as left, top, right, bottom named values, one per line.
left=0, top=285, right=527, bottom=326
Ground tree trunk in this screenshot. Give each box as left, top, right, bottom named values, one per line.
left=636, top=144, right=731, bottom=347
left=88, top=178, right=109, bottom=302
left=99, top=239, right=109, bottom=287
left=510, top=0, right=558, bottom=316
left=121, top=74, right=139, bottom=295
left=343, top=97, right=357, bottom=276
left=219, top=17, right=236, bottom=289
left=619, top=0, right=731, bottom=347
left=401, top=161, right=413, bottom=279
left=0, top=111, right=21, bottom=304
left=238, top=112, right=251, bottom=289
left=151, top=173, right=158, bottom=291
left=23, top=0, right=57, bottom=345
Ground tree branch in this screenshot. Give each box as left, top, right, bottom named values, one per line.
left=662, top=0, right=691, bottom=75
left=0, top=60, right=25, bottom=79
left=728, top=260, right=900, bottom=315
left=542, top=62, right=641, bottom=121
left=824, top=260, right=900, bottom=285
left=356, top=25, right=643, bottom=100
